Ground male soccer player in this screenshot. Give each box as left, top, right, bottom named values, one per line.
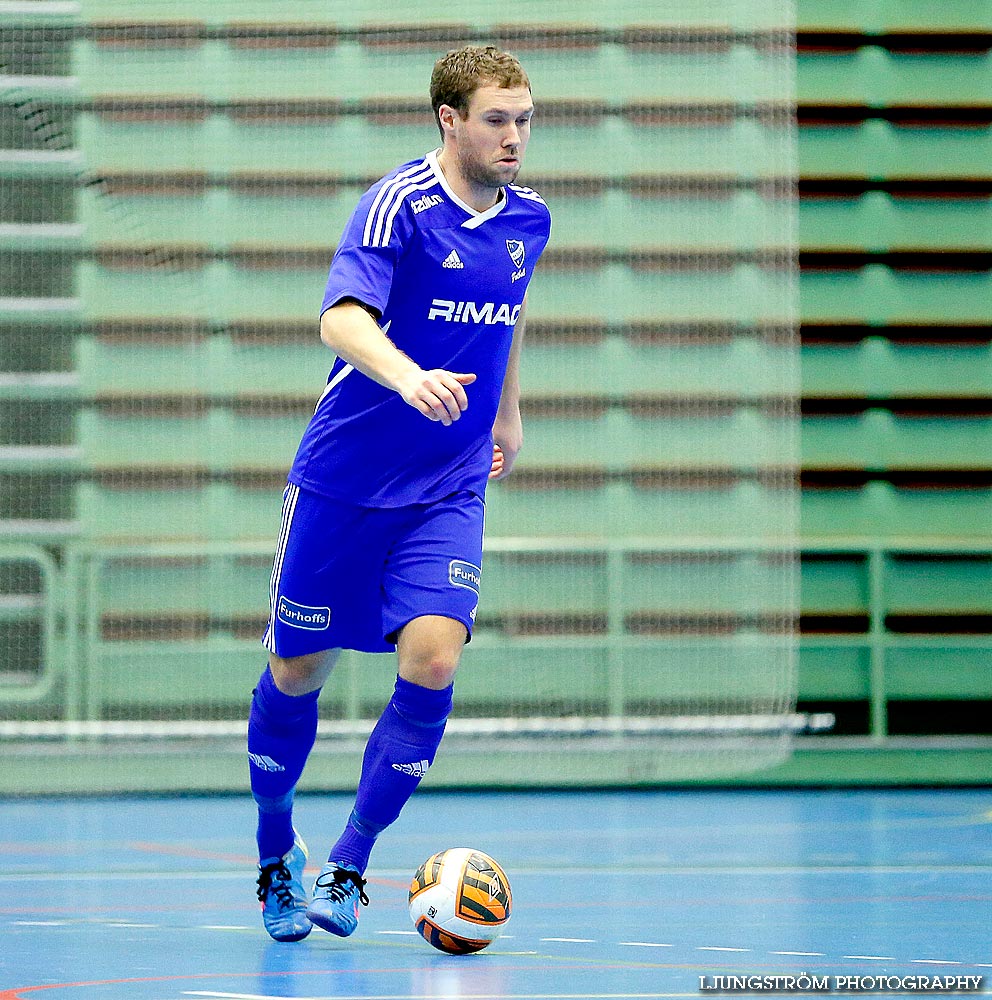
left=249, top=45, right=551, bottom=942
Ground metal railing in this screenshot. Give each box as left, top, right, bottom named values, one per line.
left=2, top=536, right=990, bottom=742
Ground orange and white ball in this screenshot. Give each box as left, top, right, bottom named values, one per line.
left=408, top=848, right=512, bottom=954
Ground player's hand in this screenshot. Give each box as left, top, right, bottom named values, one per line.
left=490, top=410, right=523, bottom=480
left=398, top=369, right=477, bottom=426
left=489, top=443, right=505, bottom=479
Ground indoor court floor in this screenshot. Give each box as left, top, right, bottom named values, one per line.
left=1, top=788, right=989, bottom=999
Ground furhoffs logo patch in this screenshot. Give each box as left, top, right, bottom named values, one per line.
left=277, top=596, right=331, bottom=630
left=448, top=560, right=482, bottom=594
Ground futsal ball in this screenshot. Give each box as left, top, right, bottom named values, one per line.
left=408, top=848, right=512, bottom=954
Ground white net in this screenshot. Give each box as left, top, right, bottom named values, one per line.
left=0, top=0, right=801, bottom=786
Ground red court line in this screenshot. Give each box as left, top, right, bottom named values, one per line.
left=0, top=961, right=665, bottom=999
left=128, top=842, right=256, bottom=864
left=1, top=970, right=410, bottom=1000
left=125, top=843, right=413, bottom=890
left=369, top=876, right=410, bottom=890
left=0, top=904, right=220, bottom=915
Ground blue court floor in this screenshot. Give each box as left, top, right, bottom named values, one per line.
left=0, top=789, right=990, bottom=999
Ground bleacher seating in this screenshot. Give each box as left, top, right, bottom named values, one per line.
left=0, top=3, right=990, bottom=751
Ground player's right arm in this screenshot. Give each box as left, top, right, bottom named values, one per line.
left=320, top=301, right=475, bottom=426
left=320, top=164, right=475, bottom=426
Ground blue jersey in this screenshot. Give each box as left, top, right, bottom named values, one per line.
left=288, top=148, right=552, bottom=507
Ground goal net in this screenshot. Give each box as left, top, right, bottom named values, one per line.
left=0, top=0, right=801, bottom=789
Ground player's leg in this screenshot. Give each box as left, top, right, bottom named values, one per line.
left=307, top=616, right=464, bottom=937
left=252, top=650, right=338, bottom=855
left=252, top=485, right=396, bottom=941
left=351, top=615, right=462, bottom=842
left=251, top=650, right=337, bottom=859
left=323, top=615, right=463, bottom=869
left=307, top=491, right=482, bottom=937
left=250, top=648, right=338, bottom=942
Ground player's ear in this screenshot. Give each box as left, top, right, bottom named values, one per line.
left=437, top=103, right=459, bottom=137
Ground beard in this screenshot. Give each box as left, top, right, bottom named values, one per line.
left=459, top=148, right=521, bottom=190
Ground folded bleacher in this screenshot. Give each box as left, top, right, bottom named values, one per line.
left=1, top=2, right=989, bottom=767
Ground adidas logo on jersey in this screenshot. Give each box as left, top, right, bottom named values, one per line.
left=442, top=249, right=464, bottom=269
left=391, top=759, right=430, bottom=778
left=248, top=752, right=285, bottom=773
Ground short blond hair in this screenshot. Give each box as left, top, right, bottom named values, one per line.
left=430, top=45, right=531, bottom=139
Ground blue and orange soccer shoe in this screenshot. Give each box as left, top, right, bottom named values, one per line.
left=306, top=862, right=370, bottom=937
left=256, top=834, right=312, bottom=942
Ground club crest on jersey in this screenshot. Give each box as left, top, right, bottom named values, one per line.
left=506, top=239, right=526, bottom=282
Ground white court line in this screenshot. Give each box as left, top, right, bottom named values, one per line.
left=4, top=864, right=992, bottom=883
left=5, top=910, right=976, bottom=975
left=184, top=994, right=698, bottom=1000
left=186, top=994, right=324, bottom=1000
left=0, top=917, right=976, bottom=971
left=184, top=994, right=695, bottom=1000
left=0, top=871, right=252, bottom=883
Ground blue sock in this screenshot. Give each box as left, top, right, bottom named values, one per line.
left=248, top=665, right=320, bottom=862
left=329, top=675, right=453, bottom=873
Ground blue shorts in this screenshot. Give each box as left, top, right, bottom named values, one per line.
left=261, top=484, right=484, bottom=656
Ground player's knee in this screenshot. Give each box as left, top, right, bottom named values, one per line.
left=269, top=648, right=339, bottom=696
left=401, top=656, right=460, bottom=691
left=396, top=616, right=466, bottom=689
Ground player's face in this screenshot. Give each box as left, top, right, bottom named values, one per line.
left=450, top=84, right=533, bottom=191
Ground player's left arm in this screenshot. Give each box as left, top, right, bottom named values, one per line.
left=490, top=296, right=527, bottom=480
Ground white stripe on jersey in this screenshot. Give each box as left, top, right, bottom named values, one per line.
left=363, top=160, right=428, bottom=246
left=370, top=165, right=434, bottom=247
left=363, top=161, right=433, bottom=247
left=313, top=362, right=355, bottom=413
left=312, top=321, right=389, bottom=413
left=378, top=172, right=446, bottom=246
left=264, top=483, right=300, bottom=654
left=509, top=184, right=548, bottom=206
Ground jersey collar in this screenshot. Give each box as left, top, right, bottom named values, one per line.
left=427, top=148, right=507, bottom=230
